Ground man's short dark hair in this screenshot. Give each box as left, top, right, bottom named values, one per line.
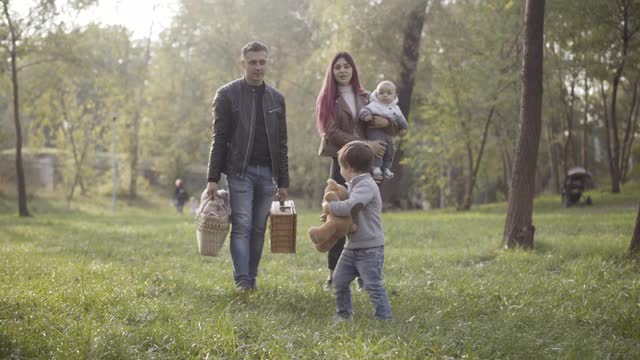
left=338, top=141, right=373, bottom=173
left=241, top=41, right=269, bottom=58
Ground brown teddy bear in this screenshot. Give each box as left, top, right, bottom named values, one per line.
left=307, top=179, right=360, bottom=252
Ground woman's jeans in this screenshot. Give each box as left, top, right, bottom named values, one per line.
left=333, top=246, right=392, bottom=319
left=227, top=164, right=276, bottom=288
left=327, top=158, right=346, bottom=270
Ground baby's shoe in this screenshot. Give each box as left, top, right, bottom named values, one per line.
left=372, top=167, right=383, bottom=180
left=383, top=168, right=394, bottom=179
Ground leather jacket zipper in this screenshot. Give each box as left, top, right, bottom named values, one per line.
left=264, top=97, right=275, bottom=184
left=242, top=93, right=256, bottom=178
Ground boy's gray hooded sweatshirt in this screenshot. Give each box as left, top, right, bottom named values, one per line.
left=329, top=173, right=384, bottom=249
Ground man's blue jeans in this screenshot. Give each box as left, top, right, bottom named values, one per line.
left=333, top=246, right=392, bottom=319
left=227, top=164, right=276, bottom=288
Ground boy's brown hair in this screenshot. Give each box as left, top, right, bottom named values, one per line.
left=338, top=141, right=373, bottom=173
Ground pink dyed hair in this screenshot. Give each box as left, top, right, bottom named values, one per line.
left=315, top=52, right=364, bottom=135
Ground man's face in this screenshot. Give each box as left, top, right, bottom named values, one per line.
left=241, top=50, right=268, bottom=84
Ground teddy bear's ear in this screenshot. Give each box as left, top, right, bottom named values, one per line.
left=327, top=179, right=336, bottom=186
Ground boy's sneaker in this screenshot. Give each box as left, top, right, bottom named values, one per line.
left=383, top=168, right=394, bottom=179
left=372, top=167, right=383, bottom=180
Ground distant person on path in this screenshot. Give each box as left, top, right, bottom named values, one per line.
left=323, top=141, right=392, bottom=320
left=206, top=41, right=289, bottom=291
left=316, top=51, right=392, bottom=290
left=359, top=80, right=408, bottom=181
left=173, top=179, right=189, bottom=214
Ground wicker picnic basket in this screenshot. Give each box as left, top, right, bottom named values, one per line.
left=269, top=200, right=297, bottom=253
left=195, top=190, right=230, bottom=256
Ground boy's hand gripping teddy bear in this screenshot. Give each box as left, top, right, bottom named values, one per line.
left=307, top=179, right=361, bottom=252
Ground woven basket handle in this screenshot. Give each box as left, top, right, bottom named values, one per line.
left=197, top=197, right=211, bottom=215
left=200, top=196, right=231, bottom=216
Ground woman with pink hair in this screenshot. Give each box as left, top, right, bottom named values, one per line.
left=316, top=51, right=389, bottom=290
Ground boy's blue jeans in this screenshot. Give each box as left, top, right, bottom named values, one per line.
left=333, top=246, right=392, bottom=319
left=227, top=164, right=276, bottom=288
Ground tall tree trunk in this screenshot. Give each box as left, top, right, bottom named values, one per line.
left=606, top=0, right=633, bottom=193
left=4, top=2, right=29, bottom=217
left=501, top=149, right=511, bottom=200
left=609, top=66, right=623, bottom=193
left=620, top=76, right=639, bottom=182
left=630, top=201, right=640, bottom=257
left=382, top=0, right=428, bottom=206
left=543, top=75, right=561, bottom=193
left=544, top=119, right=560, bottom=193
left=563, top=77, right=578, bottom=171
left=600, top=83, right=620, bottom=193
left=460, top=138, right=473, bottom=211
left=503, top=0, right=545, bottom=249
left=494, top=112, right=513, bottom=198
left=60, top=94, right=99, bottom=205
left=128, top=22, right=154, bottom=202
left=461, top=106, right=494, bottom=210
left=581, top=75, right=590, bottom=169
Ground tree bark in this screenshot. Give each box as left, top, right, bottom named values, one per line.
left=544, top=118, right=561, bottom=193
left=4, top=1, right=30, bottom=217
left=60, top=95, right=96, bottom=205
left=128, top=22, right=154, bottom=202
left=620, top=76, right=639, bottom=182
left=581, top=75, right=590, bottom=170
left=543, top=75, right=561, bottom=193
left=606, top=0, right=635, bottom=193
left=630, top=201, right=640, bottom=257
left=562, top=77, right=578, bottom=171
left=382, top=0, right=428, bottom=206
left=461, top=106, right=494, bottom=210
left=600, top=83, right=620, bottom=193
left=493, top=112, right=513, bottom=198
left=503, top=0, right=545, bottom=249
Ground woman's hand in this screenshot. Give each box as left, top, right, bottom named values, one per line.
left=370, top=115, right=390, bottom=128
left=367, top=140, right=387, bottom=158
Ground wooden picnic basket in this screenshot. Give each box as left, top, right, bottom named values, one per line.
left=195, top=191, right=230, bottom=256
left=269, top=200, right=297, bottom=253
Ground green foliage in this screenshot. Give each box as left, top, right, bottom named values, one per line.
left=1, top=186, right=639, bottom=358
left=2, top=0, right=640, bottom=210
left=403, top=0, right=523, bottom=207
left=22, top=25, right=138, bottom=201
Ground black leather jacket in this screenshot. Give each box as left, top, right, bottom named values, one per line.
left=207, top=78, right=289, bottom=188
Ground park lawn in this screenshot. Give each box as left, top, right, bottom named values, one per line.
left=1, top=186, right=639, bottom=359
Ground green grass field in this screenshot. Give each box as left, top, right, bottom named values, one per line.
left=1, top=185, right=639, bottom=359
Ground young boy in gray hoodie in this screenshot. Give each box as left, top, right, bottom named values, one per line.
left=323, top=140, right=392, bottom=320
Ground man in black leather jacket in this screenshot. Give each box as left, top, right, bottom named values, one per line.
left=206, top=41, right=289, bottom=291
